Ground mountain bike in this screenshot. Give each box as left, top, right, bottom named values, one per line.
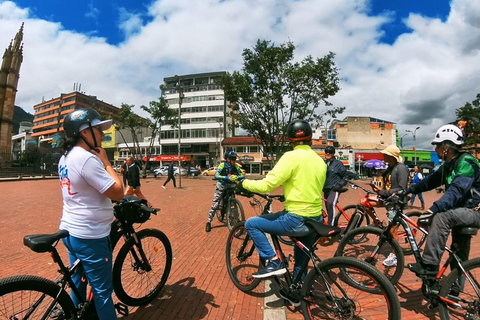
left=340, top=180, right=425, bottom=254
left=213, top=179, right=246, bottom=231
left=0, top=196, right=172, bottom=319
left=225, top=193, right=402, bottom=320
left=335, top=191, right=430, bottom=285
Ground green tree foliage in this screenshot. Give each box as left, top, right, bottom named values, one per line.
left=456, top=93, right=480, bottom=156
left=221, top=39, right=344, bottom=164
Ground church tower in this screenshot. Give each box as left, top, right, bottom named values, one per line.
left=0, top=23, right=24, bottom=166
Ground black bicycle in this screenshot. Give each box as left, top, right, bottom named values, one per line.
left=0, top=196, right=172, bottom=319
left=213, top=179, right=246, bottom=231
left=226, top=192, right=401, bottom=320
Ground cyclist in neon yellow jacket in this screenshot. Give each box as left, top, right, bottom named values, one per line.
left=236, top=119, right=327, bottom=307
left=205, top=151, right=245, bottom=232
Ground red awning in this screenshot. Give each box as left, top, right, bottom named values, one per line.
left=355, top=152, right=383, bottom=161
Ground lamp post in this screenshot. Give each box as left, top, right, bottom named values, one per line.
left=399, top=133, right=408, bottom=150
left=175, top=75, right=184, bottom=188
left=406, top=126, right=420, bottom=165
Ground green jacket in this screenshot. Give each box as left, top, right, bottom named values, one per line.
left=243, top=145, right=327, bottom=217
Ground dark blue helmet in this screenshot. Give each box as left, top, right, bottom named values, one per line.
left=225, top=151, right=237, bottom=160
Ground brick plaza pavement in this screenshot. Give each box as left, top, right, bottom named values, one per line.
left=0, top=175, right=476, bottom=319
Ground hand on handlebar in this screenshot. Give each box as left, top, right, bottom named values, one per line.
left=235, top=180, right=253, bottom=197
left=229, top=175, right=238, bottom=182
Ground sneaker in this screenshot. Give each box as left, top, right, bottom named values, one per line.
left=205, top=222, right=211, bottom=232
left=408, top=261, right=439, bottom=276
left=162, top=186, right=166, bottom=189
left=382, top=253, right=397, bottom=267
left=278, top=289, right=301, bottom=307
left=252, top=259, right=286, bottom=278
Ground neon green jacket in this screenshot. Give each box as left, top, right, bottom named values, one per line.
left=243, top=145, right=327, bottom=217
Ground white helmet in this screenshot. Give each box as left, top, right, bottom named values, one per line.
left=431, top=124, right=464, bottom=146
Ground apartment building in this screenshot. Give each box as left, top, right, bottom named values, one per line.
left=158, top=71, right=231, bottom=168
left=31, top=91, right=121, bottom=140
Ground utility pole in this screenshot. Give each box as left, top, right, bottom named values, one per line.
left=175, top=75, right=184, bottom=188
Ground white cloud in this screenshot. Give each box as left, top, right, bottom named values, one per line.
left=1, top=0, right=479, bottom=149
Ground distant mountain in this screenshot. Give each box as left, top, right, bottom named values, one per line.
left=13, top=106, right=33, bottom=134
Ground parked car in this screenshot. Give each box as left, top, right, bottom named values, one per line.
left=186, top=166, right=200, bottom=176
left=202, top=167, right=217, bottom=176
left=154, top=166, right=187, bottom=176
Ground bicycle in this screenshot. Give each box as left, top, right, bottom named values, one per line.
left=0, top=195, right=172, bottom=319
left=226, top=191, right=402, bottom=320
left=335, top=191, right=430, bottom=285
left=339, top=179, right=425, bottom=253
left=212, top=179, right=246, bottom=231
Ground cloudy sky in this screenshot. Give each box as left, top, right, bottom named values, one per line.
left=1, top=0, right=479, bottom=150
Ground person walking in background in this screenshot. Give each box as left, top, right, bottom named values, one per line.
left=162, top=162, right=176, bottom=189
left=119, top=159, right=128, bottom=187
left=322, top=146, right=348, bottom=226
left=410, top=165, right=425, bottom=210
left=125, top=156, right=150, bottom=205
left=59, top=109, right=124, bottom=319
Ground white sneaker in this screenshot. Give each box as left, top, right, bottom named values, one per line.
left=383, top=253, right=397, bottom=267
left=162, top=186, right=166, bottom=189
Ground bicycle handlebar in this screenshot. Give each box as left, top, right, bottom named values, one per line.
left=241, top=191, right=285, bottom=202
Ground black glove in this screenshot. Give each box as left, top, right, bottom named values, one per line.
left=378, top=189, right=390, bottom=198
left=235, top=180, right=253, bottom=197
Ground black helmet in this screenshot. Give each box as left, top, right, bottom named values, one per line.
left=287, top=120, right=312, bottom=142
left=224, top=151, right=237, bottom=160
left=325, top=146, right=335, bottom=154
left=63, top=108, right=112, bottom=138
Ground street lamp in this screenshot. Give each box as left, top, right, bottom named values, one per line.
left=406, top=126, right=420, bottom=165
left=175, top=75, right=184, bottom=188
left=399, top=133, right=408, bottom=150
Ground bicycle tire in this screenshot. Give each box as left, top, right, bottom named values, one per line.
left=225, top=221, right=262, bottom=292
left=248, top=196, right=264, bottom=216
left=113, top=228, right=172, bottom=306
left=398, top=210, right=428, bottom=255
left=227, top=198, right=245, bottom=231
left=335, top=226, right=404, bottom=285
left=438, top=257, right=480, bottom=320
left=0, top=275, right=76, bottom=319
left=334, top=204, right=369, bottom=233
left=216, top=197, right=225, bottom=222
left=301, top=256, right=401, bottom=320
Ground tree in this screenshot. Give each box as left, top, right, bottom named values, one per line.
left=115, top=92, right=177, bottom=177
left=456, top=93, right=480, bottom=157
left=220, top=39, right=344, bottom=165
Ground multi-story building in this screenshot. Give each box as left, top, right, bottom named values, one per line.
left=161, top=72, right=231, bottom=168
left=30, top=91, right=121, bottom=162
left=31, top=91, right=121, bottom=140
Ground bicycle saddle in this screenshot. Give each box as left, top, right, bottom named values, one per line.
left=304, top=220, right=341, bottom=238
left=23, top=230, right=69, bottom=253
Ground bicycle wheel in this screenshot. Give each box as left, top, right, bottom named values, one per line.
left=216, top=197, right=225, bottom=222
left=227, top=198, right=245, bottom=231
left=225, top=221, right=262, bottom=292
left=0, top=275, right=76, bottom=319
left=397, top=210, right=428, bottom=255
left=113, top=228, right=172, bottom=306
left=301, top=256, right=401, bottom=320
left=438, top=257, right=480, bottom=320
left=334, top=205, right=369, bottom=233
left=335, top=226, right=404, bottom=285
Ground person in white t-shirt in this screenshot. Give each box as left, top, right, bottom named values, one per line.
left=58, top=108, right=124, bottom=320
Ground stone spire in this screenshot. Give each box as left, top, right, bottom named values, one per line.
left=0, top=23, right=24, bottom=166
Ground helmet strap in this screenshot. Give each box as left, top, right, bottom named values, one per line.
left=80, top=123, right=98, bottom=150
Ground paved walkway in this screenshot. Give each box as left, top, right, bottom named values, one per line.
left=0, top=176, right=471, bottom=319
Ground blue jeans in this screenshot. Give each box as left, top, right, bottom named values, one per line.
left=63, top=235, right=117, bottom=320
left=410, top=192, right=424, bottom=205
left=245, top=211, right=322, bottom=278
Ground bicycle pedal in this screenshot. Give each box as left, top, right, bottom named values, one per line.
left=115, top=302, right=129, bottom=316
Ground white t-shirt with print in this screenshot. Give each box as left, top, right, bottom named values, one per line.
left=58, top=146, right=115, bottom=239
